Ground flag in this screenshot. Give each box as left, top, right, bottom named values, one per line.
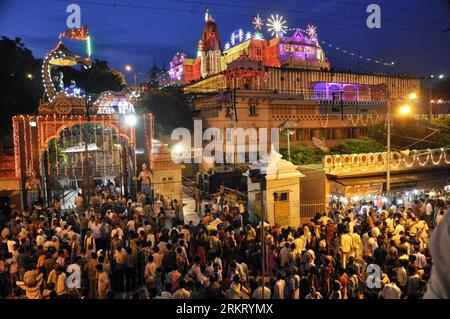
left=58, top=25, right=88, bottom=41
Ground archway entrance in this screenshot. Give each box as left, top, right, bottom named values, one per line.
left=42, top=123, right=133, bottom=210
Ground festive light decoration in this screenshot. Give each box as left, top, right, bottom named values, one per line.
left=306, top=24, right=317, bottom=38
left=224, top=42, right=230, bottom=50
left=267, top=14, right=287, bottom=38
left=59, top=25, right=89, bottom=40
left=324, top=148, right=450, bottom=174
left=319, top=39, right=395, bottom=66
left=253, top=31, right=264, bottom=40
left=86, top=35, right=92, bottom=57
left=245, top=31, right=253, bottom=40
left=253, top=14, right=264, bottom=30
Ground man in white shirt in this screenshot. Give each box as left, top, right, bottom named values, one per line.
left=340, top=228, right=353, bottom=269
left=279, top=243, right=290, bottom=268
left=272, top=273, right=286, bottom=299
left=252, top=279, right=271, bottom=299
left=380, top=281, right=401, bottom=299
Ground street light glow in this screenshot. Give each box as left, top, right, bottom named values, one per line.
left=408, top=92, right=418, bottom=100
left=438, top=74, right=444, bottom=79
left=172, top=143, right=184, bottom=154
left=26, top=73, right=33, bottom=79
left=125, top=114, right=137, bottom=126
left=125, top=65, right=132, bottom=72
left=399, top=105, right=411, bottom=115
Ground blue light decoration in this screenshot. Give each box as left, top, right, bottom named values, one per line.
left=64, top=81, right=85, bottom=97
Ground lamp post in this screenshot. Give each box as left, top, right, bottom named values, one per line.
left=386, top=93, right=415, bottom=200
left=428, top=74, right=445, bottom=117
left=125, top=64, right=137, bottom=91
left=278, top=120, right=297, bottom=162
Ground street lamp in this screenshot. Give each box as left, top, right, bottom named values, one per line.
left=386, top=92, right=417, bottom=199
left=399, top=105, right=412, bottom=116
left=125, top=114, right=137, bottom=126
left=125, top=64, right=137, bottom=91
left=26, top=73, right=33, bottom=80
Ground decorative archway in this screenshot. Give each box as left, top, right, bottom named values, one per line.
left=12, top=113, right=154, bottom=209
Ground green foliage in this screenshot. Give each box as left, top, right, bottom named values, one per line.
left=330, top=137, right=385, bottom=154
left=57, top=59, right=126, bottom=96
left=135, top=88, right=193, bottom=137
left=0, top=36, right=42, bottom=147
left=280, top=145, right=325, bottom=164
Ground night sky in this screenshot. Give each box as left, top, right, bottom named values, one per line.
left=1, top=0, right=449, bottom=83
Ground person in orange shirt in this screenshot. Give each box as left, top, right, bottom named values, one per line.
left=367, top=210, right=376, bottom=229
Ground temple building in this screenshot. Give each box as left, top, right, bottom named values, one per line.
left=168, top=11, right=422, bottom=161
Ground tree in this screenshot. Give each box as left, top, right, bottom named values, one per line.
left=330, top=137, right=385, bottom=154
left=0, top=36, right=42, bottom=148
left=135, top=88, right=193, bottom=137
left=56, top=59, right=126, bottom=97
left=280, top=144, right=325, bottom=165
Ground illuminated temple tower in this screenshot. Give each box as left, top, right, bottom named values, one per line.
left=199, top=10, right=222, bottom=78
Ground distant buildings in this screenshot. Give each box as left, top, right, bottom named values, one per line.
left=165, top=11, right=423, bottom=162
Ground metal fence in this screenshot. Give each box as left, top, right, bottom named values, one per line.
left=299, top=199, right=327, bottom=223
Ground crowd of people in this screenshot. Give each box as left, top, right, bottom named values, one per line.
left=0, top=179, right=448, bottom=299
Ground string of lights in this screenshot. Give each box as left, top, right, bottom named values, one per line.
left=54, top=0, right=447, bottom=33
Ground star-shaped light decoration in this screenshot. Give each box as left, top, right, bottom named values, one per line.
left=267, top=14, right=287, bottom=38
left=306, top=24, right=317, bottom=38
left=253, top=14, right=265, bottom=30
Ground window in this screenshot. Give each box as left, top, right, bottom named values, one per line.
left=274, top=191, right=289, bottom=201
left=249, top=105, right=257, bottom=116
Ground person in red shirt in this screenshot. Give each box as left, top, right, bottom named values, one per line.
left=337, top=267, right=348, bottom=299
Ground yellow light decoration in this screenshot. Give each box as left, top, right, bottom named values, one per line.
left=49, top=57, right=77, bottom=67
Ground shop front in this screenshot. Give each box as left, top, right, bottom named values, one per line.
left=327, top=168, right=450, bottom=213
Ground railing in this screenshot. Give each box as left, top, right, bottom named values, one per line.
left=223, top=186, right=247, bottom=206
left=299, top=199, right=327, bottom=223
left=182, top=176, right=195, bottom=197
